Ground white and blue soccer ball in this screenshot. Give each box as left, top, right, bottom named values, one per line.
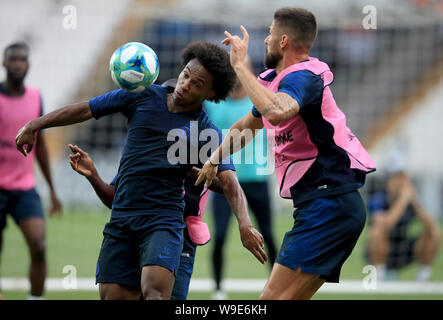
left=109, top=42, right=160, bottom=92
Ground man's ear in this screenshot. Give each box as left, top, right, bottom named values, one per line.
left=280, top=34, right=290, bottom=49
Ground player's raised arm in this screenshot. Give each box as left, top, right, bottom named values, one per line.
left=68, top=144, right=115, bottom=208
left=16, top=101, right=93, bottom=156
left=36, top=132, right=62, bottom=217
left=222, top=26, right=300, bottom=126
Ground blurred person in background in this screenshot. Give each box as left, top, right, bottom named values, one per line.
left=0, top=42, right=62, bottom=300
left=367, top=171, right=440, bottom=282
left=204, top=60, right=277, bottom=300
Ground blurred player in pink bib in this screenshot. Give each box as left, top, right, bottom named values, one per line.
left=0, top=42, right=62, bottom=300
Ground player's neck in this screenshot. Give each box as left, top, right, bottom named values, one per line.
left=3, top=79, right=25, bottom=96
left=167, top=94, right=201, bottom=113
left=276, top=52, right=309, bottom=74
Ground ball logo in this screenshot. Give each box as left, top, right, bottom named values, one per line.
left=121, top=70, right=145, bottom=83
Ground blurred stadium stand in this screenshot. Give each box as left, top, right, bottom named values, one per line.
left=0, top=0, right=442, bottom=219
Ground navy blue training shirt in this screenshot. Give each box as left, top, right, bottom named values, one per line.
left=89, top=85, right=234, bottom=218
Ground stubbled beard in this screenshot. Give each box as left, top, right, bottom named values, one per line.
left=264, top=51, right=280, bottom=69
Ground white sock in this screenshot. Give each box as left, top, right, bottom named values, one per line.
left=416, top=265, right=432, bottom=282
left=375, top=264, right=386, bottom=281
left=28, top=295, right=45, bottom=300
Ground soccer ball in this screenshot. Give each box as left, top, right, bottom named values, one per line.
left=109, top=42, right=160, bottom=92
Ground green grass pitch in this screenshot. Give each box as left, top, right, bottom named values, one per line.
left=1, top=207, right=442, bottom=300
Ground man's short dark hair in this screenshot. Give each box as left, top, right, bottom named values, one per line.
left=181, top=41, right=236, bottom=103
left=274, top=7, right=317, bottom=51
left=4, top=42, right=30, bottom=59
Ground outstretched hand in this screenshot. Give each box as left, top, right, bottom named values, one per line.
left=222, top=25, right=250, bottom=68
left=195, top=159, right=218, bottom=188
left=15, top=122, right=35, bottom=156
left=239, top=225, right=268, bottom=264
left=48, top=191, right=63, bottom=218
left=68, top=144, right=96, bottom=178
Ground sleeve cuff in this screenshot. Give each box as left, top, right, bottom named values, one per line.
left=251, top=106, right=262, bottom=118
left=88, top=98, right=101, bottom=120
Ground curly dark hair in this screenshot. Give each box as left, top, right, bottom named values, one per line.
left=181, top=41, right=236, bottom=103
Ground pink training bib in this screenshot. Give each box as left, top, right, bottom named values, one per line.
left=0, top=86, right=41, bottom=190
left=257, top=57, right=375, bottom=198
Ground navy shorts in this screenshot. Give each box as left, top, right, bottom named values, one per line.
left=0, top=188, right=45, bottom=231
left=276, top=190, right=366, bottom=283
left=96, top=214, right=185, bottom=288
left=170, top=230, right=197, bottom=300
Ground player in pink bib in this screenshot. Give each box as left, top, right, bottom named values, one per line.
left=196, top=7, right=376, bottom=299
left=0, top=42, right=62, bottom=300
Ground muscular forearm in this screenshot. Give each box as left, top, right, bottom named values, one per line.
left=35, top=134, right=56, bottom=192
left=86, top=173, right=115, bottom=209
left=234, top=63, right=277, bottom=114
left=28, top=102, right=93, bottom=133
left=234, top=63, right=299, bottom=125
left=219, top=171, right=252, bottom=228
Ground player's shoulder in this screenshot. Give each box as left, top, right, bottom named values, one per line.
left=279, top=69, right=324, bottom=95
left=148, top=84, right=166, bottom=92
left=0, top=83, right=41, bottom=97
left=258, top=68, right=277, bottom=82
left=107, top=84, right=166, bottom=104
left=283, top=69, right=321, bottom=83
left=0, top=82, right=7, bottom=96
left=25, top=85, right=40, bottom=92
left=23, top=85, right=42, bottom=97
left=134, top=84, right=166, bottom=98
left=198, top=108, right=221, bottom=131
